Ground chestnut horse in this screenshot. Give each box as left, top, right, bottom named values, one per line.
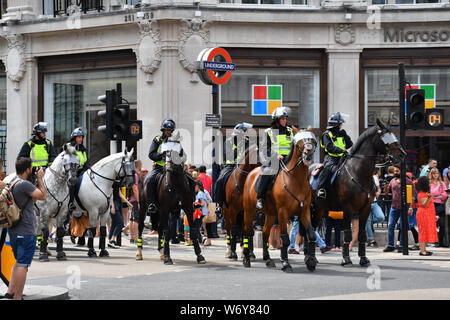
left=307, top=119, right=406, bottom=267
left=223, top=143, right=260, bottom=260
left=242, top=128, right=318, bottom=272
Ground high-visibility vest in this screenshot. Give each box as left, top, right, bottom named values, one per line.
left=28, top=140, right=50, bottom=167
left=266, top=127, right=294, bottom=156
left=320, top=131, right=346, bottom=157
left=225, top=143, right=245, bottom=164
left=77, top=150, right=87, bottom=169
left=154, top=137, right=165, bottom=167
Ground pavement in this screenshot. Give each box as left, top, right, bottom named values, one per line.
left=0, top=226, right=449, bottom=300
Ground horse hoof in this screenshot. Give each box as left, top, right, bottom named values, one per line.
left=39, top=253, right=49, bottom=262
left=359, top=257, right=371, bottom=267
left=265, top=259, right=276, bottom=268
left=99, top=249, right=109, bottom=257
left=164, top=258, right=173, bottom=265
left=56, top=252, right=67, bottom=261
left=306, top=259, right=317, bottom=272
left=136, top=249, right=143, bottom=261
left=88, top=249, right=97, bottom=257
left=282, top=263, right=293, bottom=273
left=341, top=258, right=353, bottom=267
left=197, top=255, right=206, bottom=264
left=243, top=258, right=251, bottom=268
left=230, top=252, right=238, bottom=261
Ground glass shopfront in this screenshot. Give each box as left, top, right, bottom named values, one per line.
left=0, top=75, right=5, bottom=172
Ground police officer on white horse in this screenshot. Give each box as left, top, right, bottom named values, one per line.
left=256, top=106, right=294, bottom=210
left=316, top=112, right=353, bottom=199
left=67, top=127, right=89, bottom=213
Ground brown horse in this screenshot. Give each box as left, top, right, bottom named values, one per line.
left=307, top=119, right=406, bottom=267
left=242, top=127, right=318, bottom=272
left=223, top=143, right=260, bottom=260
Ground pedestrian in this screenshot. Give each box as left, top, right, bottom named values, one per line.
left=108, top=182, right=132, bottom=248
left=288, top=216, right=301, bottom=254
left=195, top=180, right=210, bottom=246
left=349, top=213, right=359, bottom=251
left=268, top=222, right=281, bottom=250
left=415, top=176, right=438, bottom=256
left=420, top=159, right=437, bottom=177
left=197, top=165, right=212, bottom=195
left=366, top=170, right=385, bottom=247
left=5, top=157, right=46, bottom=300
left=428, top=167, right=448, bottom=247
left=128, top=160, right=142, bottom=244
left=182, top=210, right=192, bottom=246
left=325, top=212, right=342, bottom=251
left=383, top=165, right=415, bottom=253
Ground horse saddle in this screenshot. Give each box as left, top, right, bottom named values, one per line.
left=254, top=172, right=278, bottom=194
left=309, top=164, right=339, bottom=190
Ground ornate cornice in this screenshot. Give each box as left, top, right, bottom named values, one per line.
left=178, top=18, right=211, bottom=83
left=135, top=19, right=162, bottom=84
left=4, top=34, right=26, bottom=91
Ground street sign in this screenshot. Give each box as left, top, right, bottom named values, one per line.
left=205, top=114, right=221, bottom=128
left=196, top=47, right=235, bottom=86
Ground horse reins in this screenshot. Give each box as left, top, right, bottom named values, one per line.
left=42, top=165, right=73, bottom=218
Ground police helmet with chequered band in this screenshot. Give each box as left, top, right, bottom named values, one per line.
left=71, top=127, right=85, bottom=139
left=160, top=119, right=176, bottom=132
left=271, top=106, right=289, bottom=121
left=327, top=112, right=345, bottom=129
left=32, top=122, right=48, bottom=135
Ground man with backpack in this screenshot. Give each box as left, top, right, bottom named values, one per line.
left=4, top=157, right=46, bottom=300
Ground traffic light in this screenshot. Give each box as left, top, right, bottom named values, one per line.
left=97, top=90, right=115, bottom=139
left=406, top=89, right=425, bottom=130
left=425, top=108, right=445, bottom=130
left=113, top=103, right=130, bottom=140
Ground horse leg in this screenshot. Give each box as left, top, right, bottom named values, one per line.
left=39, top=213, right=50, bottom=262
left=262, top=214, right=276, bottom=268
left=136, top=204, right=146, bottom=261
left=229, top=224, right=239, bottom=261
left=87, top=227, right=97, bottom=257
left=358, top=207, right=371, bottom=267
left=242, top=232, right=254, bottom=268
left=224, top=209, right=232, bottom=259
left=341, top=218, right=353, bottom=267
left=99, top=226, right=109, bottom=257
left=304, top=225, right=317, bottom=272
left=163, top=228, right=173, bottom=265
left=55, top=223, right=67, bottom=261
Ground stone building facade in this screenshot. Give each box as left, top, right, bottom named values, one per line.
left=0, top=0, right=449, bottom=173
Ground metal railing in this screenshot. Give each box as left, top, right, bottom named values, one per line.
left=52, top=0, right=104, bottom=17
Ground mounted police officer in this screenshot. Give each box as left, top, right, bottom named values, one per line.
left=67, top=127, right=89, bottom=213
left=17, top=122, right=57, bottom=182
left=214, top=122, right=253, bottom=214
left=256, top=107, right=294, bottom=210
left=147, top=119, right=175, bottom=213
left=316, top=112, right=353, bottom=199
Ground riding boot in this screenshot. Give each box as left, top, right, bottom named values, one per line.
left=256, top=174, right=272, bottom=209
left=68, top=185, right=76, bottom=212
left=316, top=166, right=332, bottom=199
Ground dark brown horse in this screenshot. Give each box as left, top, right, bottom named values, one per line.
left=307, top=119, right=406, bottom=267
left=242, top=127, right=318, bottom=272
left=223, top=143, right=260, bottom=260
left=136, top=135, right=205, bottom=265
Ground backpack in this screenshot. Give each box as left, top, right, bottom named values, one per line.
left=0, top=177, right=23, bottom=228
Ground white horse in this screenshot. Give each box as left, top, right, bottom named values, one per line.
left=63, top=149, right=136, bottom=257
left=4, top=143, right=80, bottom=261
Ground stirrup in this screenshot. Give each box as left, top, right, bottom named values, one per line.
left=256, top=198, right=265, bottom=209
left=68, top=202, right=76, bottom=211
left=147, top=203, right=157, bottom=213
left=317, top=189, right=326, bottom=199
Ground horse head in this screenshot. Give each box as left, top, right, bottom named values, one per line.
left=117, top=148, right=136, bottom=188
left=162, top=131, right=186, bottom=174
left=373, top=118, right=407, bottom=166
left=62, top=143, right=80, bottom=187
left=293, top=126, right=317, bottom=166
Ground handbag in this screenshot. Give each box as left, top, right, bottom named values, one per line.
left=204, top=202, right=217, bottom=223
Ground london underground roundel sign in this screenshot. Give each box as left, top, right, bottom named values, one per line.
left=196, top=47, right=235, bottom=86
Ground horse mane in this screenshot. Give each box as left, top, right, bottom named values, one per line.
left=349, top=126, right=379, bottom=155
left=92, top=152, right=123, bottom=169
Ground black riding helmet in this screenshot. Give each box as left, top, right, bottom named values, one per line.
left=32, top=122, right=48, bottom=135
left=160, top=119, right=176, bottom=132
left=327, top=112, right=345, bottom=129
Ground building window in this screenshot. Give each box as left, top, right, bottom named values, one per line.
left=396, top=0, right=440, bottom=3
left=371, top=0, right=386, bottom=4
left=365, top=68, right=450, bottom=127
left=43, top=69, right=136, bottom=164
left=242, top=0, right=285, bottom=3
left=221, top=69, right=320, bottom=129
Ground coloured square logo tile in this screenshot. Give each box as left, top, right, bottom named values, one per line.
left=252, top=84, right=282, bottom=116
